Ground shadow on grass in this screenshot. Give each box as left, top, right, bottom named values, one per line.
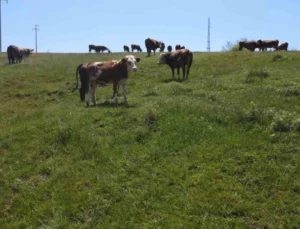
left=162, top=77, right=189, bottom=83
left=89, top=101, right=138, bottom=108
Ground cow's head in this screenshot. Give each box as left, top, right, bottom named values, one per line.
left=124, top=55, right=141, bottom=72
left=157, top=53, right=168, bottom=64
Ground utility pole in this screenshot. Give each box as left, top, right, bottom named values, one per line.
left=32, top=25, right=39, bottom=53
left=0, top=0, right=8, bottom=52
left=207, top=17, right=211, bottom=52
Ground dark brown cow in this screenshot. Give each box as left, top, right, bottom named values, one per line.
left=275, top=42, right=288, bottom=51
left=89, top=44, right=111, bottom=53
left=7, top=45, right=34, bottom=64
left=257, top=39, right=279, bottom=51
left=123, top=45, right=130, bottom=52
left=145, top=38, right=161, bottom=57
left=167, top=45, right=172, bottom=52
left=157, top=48, right=193, bottom=80
left=239, top=41, right=260, bottom=52
left=159, top=42, right=165, bottom=52
left=131, top=44, right=142, bottom=52
left=72, top=55, right=141, bottom=106
left=175, top=44, right=185, bottom=50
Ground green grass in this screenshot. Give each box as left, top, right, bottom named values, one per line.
left=1, top=50, right=300, bottom=228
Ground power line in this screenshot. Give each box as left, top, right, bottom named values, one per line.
left=0, top=0, right=8, bottom=52
left=207, top=17, right=211, bottom=52
left=32, top=25, right=39, bottom=53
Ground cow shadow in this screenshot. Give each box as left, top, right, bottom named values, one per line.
left=95, top=101, right=138, bottom=108
left=162, top=78, right=188, bottom=83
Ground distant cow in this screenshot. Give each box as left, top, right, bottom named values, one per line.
left=72, top=55, right=141, bottom=106
left=131, top=44, right=142, bottom=52
left=239, top=41, right=260, bottom=52
left=123, top=45, right=130, bottom=52
left=89, top=44, right=111, bottom=53
left=145, top=38, right=161, bottom=57
left=157, top=48, right=193, bottom=80
left=175, top=44, right=185, bottom=50
left=257, top=39, right=279, bottom=51
left=167, top=45, right=172, bottom=52
left=159, top=42, right=165, bottom=52
left=7, top=45, right=34, bottom=64
left=275, top=42, right=288, bottom=51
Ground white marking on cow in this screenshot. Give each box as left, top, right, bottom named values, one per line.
left=158, top=53, right=166, bottom=64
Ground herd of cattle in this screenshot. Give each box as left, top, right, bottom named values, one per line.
left=6, top=37, right=289, bottom=107
left=239, top=39, right=288, bottom=52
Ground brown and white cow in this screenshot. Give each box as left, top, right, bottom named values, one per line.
left=157, top=48, right=193, bottom=80
left=7, top=45, right=34, bottom=64
left=167, top=45, right=172, bottom=52
left=89, top=44, right=111, bottom=53
left=175, top=44, right=185, bottom=50
left=239, top=41, right=260, bottom=52
left=145, top=38, right=161, bottom=57
left=275, top=42, right=288, bottom=51
left=123, top=45, right=130, bottom=52
left=257, top=39, right=279, bottom=51
left=131, top=44, right=142, bottom=52
left=72, top=55, right=141, bottom=106
left=159, top=42, right=165, bottom=52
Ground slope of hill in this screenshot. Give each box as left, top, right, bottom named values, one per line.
left=1, top=51, right=300, bottom=228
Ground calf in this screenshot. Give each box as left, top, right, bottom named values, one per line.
left=7, top=45, right=34, bottom=64
left=157, top=49, right=193, bottom=80
left=131, top=44, right=142, bottom=52
left=159, top=42, right=165, bottom=52
left=257, top=39, right=279, bottom=51
left=167, top=45, right=172, bottom=52
left=175, top=44, right=185, bottom=50
left=123, top=45, right=130, bottom=52
left=145, top=37, right=160, bottom=57
left=72, top=55, right=141, bottom=106
left=275, top=42, right=288, bottom=51
left=239, top=41, right=259, bottom=52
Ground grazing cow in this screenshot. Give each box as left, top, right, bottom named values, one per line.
left=257, top=39, right=279, bottom=51
left=157, top=48, right=193, bottom=80
left=131, top=44, right=142, bottom=52
left=145, top=38, right=161, bottom=57
left=275, top=42, right=288, bottom=51
left=72, top=55, right=141, bottom=106
left=123, top=45, right=130, bottom=52
left=7, top=45, right=34, bottom=64
left=239, top=41, right=260, bottom=52
left=159, top=42, right=165, bottom=52
left=167, top=45, right=172, bottom=52
left=175, top=44, right=185, bottom=50
left=89, top=44, right=111, bottom=53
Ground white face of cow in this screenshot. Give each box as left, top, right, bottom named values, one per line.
left=157, top=53, right=167, bottom=64
left=124, top=55, right=141, bottom=72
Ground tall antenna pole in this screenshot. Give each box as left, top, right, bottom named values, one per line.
left=32, top=25, right=39, bottom=53
left=0, top=0, right=8, bottom=52
left=207, top=17, right=211, bottom=52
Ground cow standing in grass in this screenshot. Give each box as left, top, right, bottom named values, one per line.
left=73, top=55, right=141, bottom=106
left=131, top=44, right=142, bottom=52
left=89, top=44, right=111, bottom=53
left=123, top=45, right=130, bottom=52
left=145, top=38, right=161, bottom=57
left=239, top=41, right=260, bottom=52
left=257, top=39, right=279, bottom=51
left=175, top=44, right=185, bottom=50
left=7, top=45, right=34, bottom=64
left=157, top=48, right=193, bottom=80
left=275, top=42, right=288, bottom=51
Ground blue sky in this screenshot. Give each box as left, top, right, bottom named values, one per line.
left=1, top=0, right=299, bottom=53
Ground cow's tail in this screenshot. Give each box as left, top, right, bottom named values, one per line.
left=72, top=64, right=82, bottom=92
left=189, top=52, right=193, bottom=69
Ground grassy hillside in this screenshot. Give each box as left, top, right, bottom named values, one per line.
left=1, top=51, right=300, bottom=228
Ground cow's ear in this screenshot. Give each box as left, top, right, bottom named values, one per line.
left=136, top=57, right=141, bottom=62
left=121, top=58, right=127, bottom=64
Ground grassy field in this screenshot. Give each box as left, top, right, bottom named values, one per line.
left=1, top=50, right=300, bottom=228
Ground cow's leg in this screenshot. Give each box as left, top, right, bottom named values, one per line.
left=171, top=68, right=175, bottom=79
left=182, top=66, right=186, bottom=79
left=113, top=82, right=119, bottom=104
left=120, top=80, right=128, bottom=103
left=177, top=67, right=180, bottom=78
